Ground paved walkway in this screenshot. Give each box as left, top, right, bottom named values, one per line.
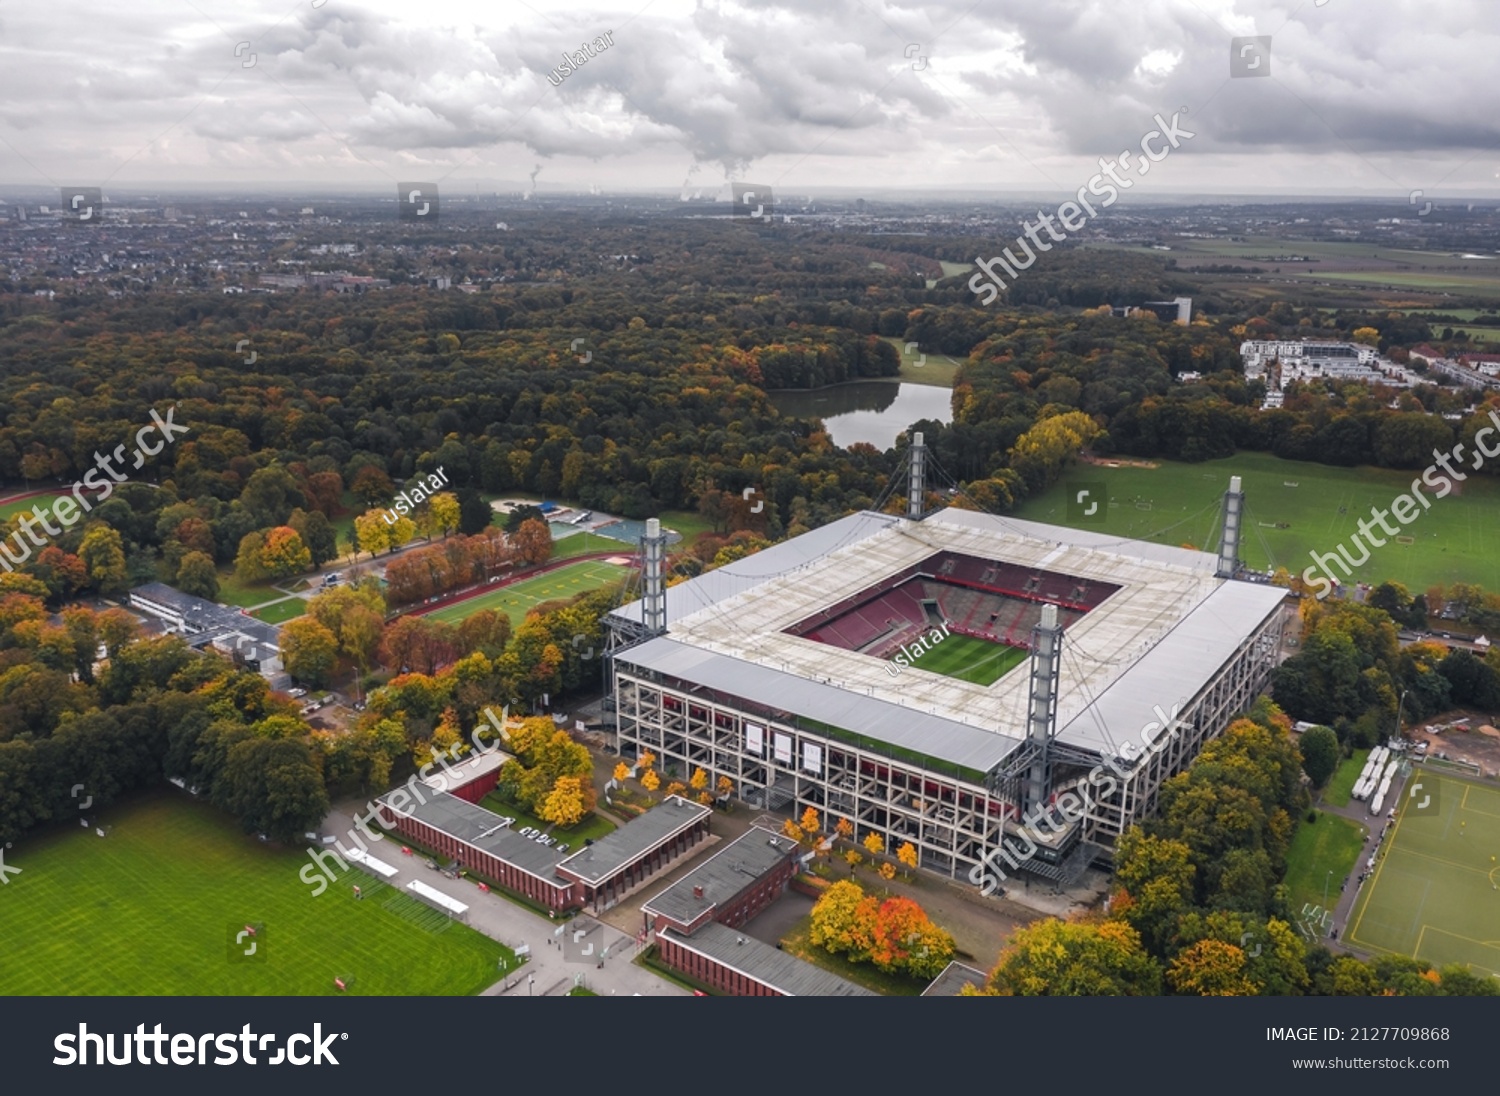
left=1313, top=770, right=1408, bottom=951
left=318, top=800, right=688, bottom=997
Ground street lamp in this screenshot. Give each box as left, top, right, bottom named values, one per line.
left=1394, top=687, right=1409, bottom=744
left=528, top=974, right=534, bottom=996
left=1324, top=868, right=1332, bottom=909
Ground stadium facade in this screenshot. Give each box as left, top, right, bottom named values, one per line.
left=604, top=474, right=1287, bottom=888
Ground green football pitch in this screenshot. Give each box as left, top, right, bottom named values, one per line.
left=898, top=632, right=1029, bottom=686
left=1346, top=771, right=1500, bottom=978
left=421, top=560, right=630, bottom=625
left=0, top=796, right=511, bottom=995
left=1014, top=450, right=1500, bottom=593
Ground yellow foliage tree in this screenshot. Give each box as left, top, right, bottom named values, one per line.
left=613, top=761, right=630, bottom=783
left=897, top=842, right=918, bottom=873
left=690, top=767, right=708, bottom=791
left=538, top=776, right=588, bottom=827
left=716, top=774, right=734, bottom=800
left=640, top=769, right=660, bottom=793
left=696, top=790, right=713, bottom=806
left=637, top=750, right=656, bottom=771
left=863, top=832, right=885, bottom=858
left=665, top=781, right=687, bottom=798
left=835, top=817, right=854, bottom=840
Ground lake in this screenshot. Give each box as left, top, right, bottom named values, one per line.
left=768, top=381, right=953, bottom=449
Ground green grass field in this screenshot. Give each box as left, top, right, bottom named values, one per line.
left=1347, top=772, right=1500, bottom=977
left=1284, top=811, right=1367, bottom=917
left=1015, top=451, right=1500, bottom=592
left=0, top=796, right=511, bottom=995
left=251, top=598, right=307, bottom=624
left=422, top=560, right=629, bottom=625
left=1324, top=749, right=1371, bottom=809
left=901, top=631, right=1029, bottom=686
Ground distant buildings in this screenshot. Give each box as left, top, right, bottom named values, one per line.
left=1240, top=339, right=1423, bottom=407
left=1113, top=296, right=1192, bottom=324
left=1408, top=345, right=1500, bottom=390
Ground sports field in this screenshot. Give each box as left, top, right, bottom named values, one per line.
left=0, top=490, right=67, bottom=522
left=902, top=632, right=1029, bottom=686
left=1015, top=450, right=1500, bottom=592
left=421, top=560, right=630, bottom=625
left=1346, top=771, right=1500, bottom=978
left=0, top=796, right=511, bottom=995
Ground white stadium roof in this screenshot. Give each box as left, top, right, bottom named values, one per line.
left=609, top=507, right=1287, bottom=774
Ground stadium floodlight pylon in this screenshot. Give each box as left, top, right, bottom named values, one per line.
left=641, top=517, right=668, bottom=636
left=907, top=431, right=927, bottom=519
left=1022, top=603, right=1063, bottom=818
left=1217, top=475, right=1244, bottom=579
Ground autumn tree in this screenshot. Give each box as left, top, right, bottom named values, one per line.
left=613, top=761, right=630, bottom=783
left=511, top=517, right=552, bottom=566
left=260, top=525, right=313, bottom=579
left=878, top=861, right=897, bottom=882
left=808, top=880, right=878, bottom=959
left=1166, top=939, right=1257, bottom=996
left=234, top=530, right=269, bottom=582
left=280, top=616, right=339, bottom=687
left=988, top=917, right=1162, bottom=996
left=897, top=842, right=918, bottom=874
left=869, top=895, right=953, bottom=979
left=539, top=775, right=588, bottom=827
left=640, top=769, right=660, bottom=793
left=863, top=832, right=885, bottom=858
left=716, top=774, right=734, bottom=800
left=689, top=767, right=708, bottom=791
left=427, top=492, right=460, bottom=539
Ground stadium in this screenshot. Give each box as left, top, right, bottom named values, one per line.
left=604, top=446, right=1290, bottom=889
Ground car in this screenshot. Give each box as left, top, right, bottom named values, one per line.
left=424, top=858, right=439, bottom=870
left=288, top=687, right=308, bottom=699
left=556, top=843, right=569, bottom=853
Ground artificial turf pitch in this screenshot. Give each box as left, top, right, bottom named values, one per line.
left=420, top=560, right=628, bottom=625
left=0, top=796, right=510, bottom=995
left=897, top=632, right=1029, bottom=686
left=1346, top=771, right=1500, bottom=977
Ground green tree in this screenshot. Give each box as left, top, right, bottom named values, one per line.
left=279, top=616, right=339, bottom=686
left=1298, top=725, right=1341, bottom=787
left=78, top=524, right=129, bottom=595
left=175, top=550, right=220, bottom=601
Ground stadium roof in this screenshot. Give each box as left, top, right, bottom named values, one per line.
left=609, top=505, right=1287, bottom=772
left=661, top=922, right=877, bottom=996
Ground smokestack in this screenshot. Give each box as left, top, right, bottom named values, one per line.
left=907, top=431, right=926, bottom=519
left=1217, top=475, right=1244, bottom=579
left=641, top=517, right=667, bottom=636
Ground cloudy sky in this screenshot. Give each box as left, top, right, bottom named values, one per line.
left=0, top=0, right=1495, bottom=199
